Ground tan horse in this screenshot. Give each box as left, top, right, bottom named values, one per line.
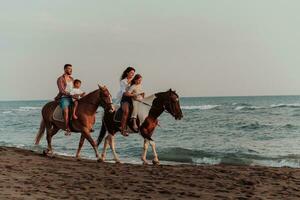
left=35, top=85, right=114, bottom=161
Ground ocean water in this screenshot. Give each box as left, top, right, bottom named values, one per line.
left=1, top=96, right=300, bottom=168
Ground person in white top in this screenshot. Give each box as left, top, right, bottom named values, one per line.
left=128, top=74, right=144, bottom=132
left=70, top=79, right=86, bottom=120
left=116, top=67, right=136, bottom=136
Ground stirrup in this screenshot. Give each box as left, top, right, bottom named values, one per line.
left=120, top=129, right=129, bottom=137
left=64, top=128, right=71, bottom=136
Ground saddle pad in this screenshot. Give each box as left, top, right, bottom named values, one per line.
left=53, top=106, right=64, bottom=122
left=113, top=105, right=136, bottom=133
left=114, top=107, right=122, bottom=122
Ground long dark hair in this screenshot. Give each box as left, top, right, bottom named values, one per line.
left=120, top=67, right=135, bottom=81
left=130, top=74, right=142, bottom=86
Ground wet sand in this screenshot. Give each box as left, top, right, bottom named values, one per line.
left=1, top=146, right=300, bottom=199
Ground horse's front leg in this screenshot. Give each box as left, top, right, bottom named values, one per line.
left=45, top=126, right=59, bottom=156
left=75, top=134, right=85, bottom=160
left=149, top=140, right=159, bottom=165
left=100, top=135, right=110, bottom=162
left=141, top=139, right=150, bottom=165
left=82, top=128, right=100, bottom=161
left=108, top=134, right=120, bottom=163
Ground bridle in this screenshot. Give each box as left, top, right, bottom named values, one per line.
left=136, top=94, right=178, bottom=116
left=99, top=92, right=114, bottom=112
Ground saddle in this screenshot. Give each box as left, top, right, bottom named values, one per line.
left=53, top=105, right=77, bottom=131
left=113, top=105, right=140, bottom=133
left=53, top=106, right=65, bottom=122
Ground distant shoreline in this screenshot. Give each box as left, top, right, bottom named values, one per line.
left=1, top=94, right=300, bottom=102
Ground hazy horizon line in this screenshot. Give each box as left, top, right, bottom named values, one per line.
left=1, top=94, right=300, bottom=102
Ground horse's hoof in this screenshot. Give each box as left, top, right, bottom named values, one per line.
left=76, top=157, right=81, bottom=161
left=42, top=149, right=48, bottom=155
left=152, top=160, right=160, bottom=165
left=97, top=158, right=104, bottom=163
left=43, top=149, right=53, bottom=157
left=115, top=160, right=121, bottom=164
left=142, top=161, right=149, bottom=165
left=141, top=157, right=148, bottom=165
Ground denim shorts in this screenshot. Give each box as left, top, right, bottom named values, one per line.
left=59, top=97, right=73, bottom=110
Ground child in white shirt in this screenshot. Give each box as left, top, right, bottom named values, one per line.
left=70, top=79, right=85, bottom=120
left=128, top=74, right=144, bottom=131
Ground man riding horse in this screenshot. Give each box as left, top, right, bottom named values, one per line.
left=54, top=64, right=74, bottom=134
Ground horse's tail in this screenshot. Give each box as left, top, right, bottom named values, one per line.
left=97, top=120, right=107, bottom=147
left=35, top=119, right=46, bottom=145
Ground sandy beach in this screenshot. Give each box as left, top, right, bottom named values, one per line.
left=0, top=147, right=300, bottom=199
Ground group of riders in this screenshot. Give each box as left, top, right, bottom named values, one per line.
left=55, top=64, right=143, bottom=137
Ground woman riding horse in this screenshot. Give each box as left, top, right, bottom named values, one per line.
left=116, top=67, right=136, bottom=136
left=97, top=89, right=183, bottom=164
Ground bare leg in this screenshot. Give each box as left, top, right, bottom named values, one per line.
left=109, top=135, right=120, bottom=163
left=75, top=134, right=85, bottom=159
left=73, top=101, right=78, bottom=119
left=46, top=126, right=59, bottom=155
left=63, top=107, right=71, bottom=135
left=141, top=139, right=150, bottom=165
left=101, top=135, right=110, bottom=161
left=120, top=102, right=129, bottom=136
left=150, top=140, right=159, bottom=165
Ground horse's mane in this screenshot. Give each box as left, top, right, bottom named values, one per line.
left=78, top=89, right=99, bottom=103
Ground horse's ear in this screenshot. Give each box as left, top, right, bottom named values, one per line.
left=98, top=84, right=103, bottom=90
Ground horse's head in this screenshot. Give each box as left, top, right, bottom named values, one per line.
left=98, top=85, right=115, bottom=113
left=163, top=89, right=183, bottom=120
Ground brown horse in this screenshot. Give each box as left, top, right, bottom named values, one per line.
left=97, top=89, right=183, bottom=164
left=35, top=85, right=114, bottom=160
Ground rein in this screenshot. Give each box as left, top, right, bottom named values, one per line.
left=135, top=99, right=171, bottom=114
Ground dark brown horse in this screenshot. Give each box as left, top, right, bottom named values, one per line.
left=97, top=89, right=183, bottom=164
left=35, top=85, right=114, bottom=160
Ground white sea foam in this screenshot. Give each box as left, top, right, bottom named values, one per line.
left=254, top=159, right=300, bottom=168
left=181, top=105, right=220, bottom=110
left=194, top=157, right=221, bottom=165
left=270, top=103, right=300, bottom=108
left=234, top=106, right=263, bottom=110
left=18, top=106, right=42, bottom=110
left=2, top=111, right=12, bottom=114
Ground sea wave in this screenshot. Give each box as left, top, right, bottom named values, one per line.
left=232, top=103, right=252, bottom=106
left=270, top=104, right=300, bottom=108
left=234, top=106, right=265, bottom=111
left=153, top=147, right=300, bottom=168
left=237, top=122, right=270, bottom=130
left=2, top=111, right=12, bottom=114
left=18, top=106, right=42, bottom=111
left=181, top=105, right=220, bottom=110
left=280, top=124, right=297, bottom=130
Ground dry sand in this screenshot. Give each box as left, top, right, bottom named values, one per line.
left=1, top=147, right=300, bottom=200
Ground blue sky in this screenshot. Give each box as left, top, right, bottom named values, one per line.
left=1, top=0, right=300, bottom=100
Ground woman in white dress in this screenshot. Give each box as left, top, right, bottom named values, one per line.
left=116, top=67, right=136, bottom=136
